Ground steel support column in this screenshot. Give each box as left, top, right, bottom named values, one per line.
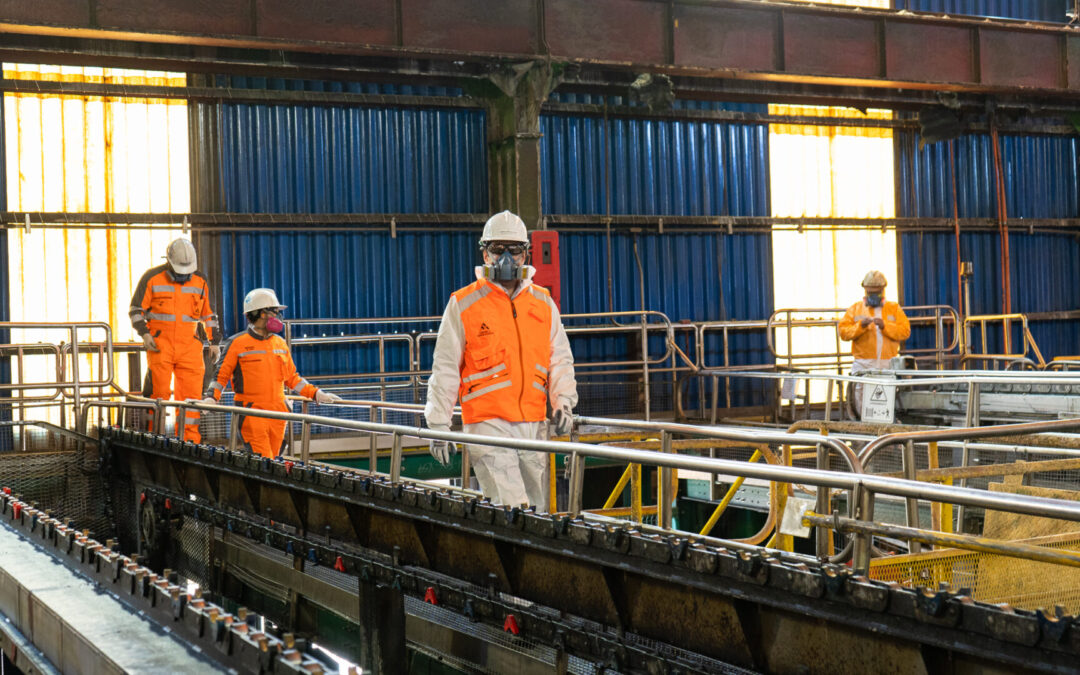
left=483, top=62, right=563, bottom=229
left=358, top=578, right=407, bottom=673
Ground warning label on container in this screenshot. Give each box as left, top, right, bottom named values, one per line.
left=861, top=381, right=896, bottom=423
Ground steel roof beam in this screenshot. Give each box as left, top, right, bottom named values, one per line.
left=1, top=0, right=1079, bottom=104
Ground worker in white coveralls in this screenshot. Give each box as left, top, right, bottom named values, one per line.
left=424, top=211, right=578, bottom=511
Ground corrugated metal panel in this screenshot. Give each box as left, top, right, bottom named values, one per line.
left=896, top=131, right=1080, bottom=359
left=218, top=228, right=481, bottom=378
left=216, top=94, right=487, bottom=337
left=3, top=64, right=188, bottom=415
left=215, top=79, right=488, bottom=388
left=897, top=132, right=1080, bottom=219
left=215, top=75, right=463, bottom=97
left=893, top=0, right=1068, bottom=21
left=219, top=104, right=485, bottom=216
left=541, top=97, right=769, bottom=216
left=541, top=98, right=773, bottom=407
left=559, top=231, right=773, bottom=408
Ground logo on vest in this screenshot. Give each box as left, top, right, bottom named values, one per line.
left=478, top=322, right=493, bottom=337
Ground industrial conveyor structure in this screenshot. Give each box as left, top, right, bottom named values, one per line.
left=5, top=319, right=1080, bottom=673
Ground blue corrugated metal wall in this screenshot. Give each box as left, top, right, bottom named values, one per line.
left=896, top=131, right=1080, bottom=359
left=893, top=0, right=1068, bottom=21
left=541, top=97, right=774, bottom=407
left=215, top=79, right=487, bottom=378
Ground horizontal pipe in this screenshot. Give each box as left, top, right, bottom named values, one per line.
left=129, top=400, right=1080, bottom=524
left=5, top=212, right=1080, bottom=235
left=804, top=512, right=1080, bottom=570
left=860, top=418, right=1080, bottom=465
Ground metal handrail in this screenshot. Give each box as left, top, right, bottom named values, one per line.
left=90, top=398, right=1080, bottom=576
left=858, top=417, right=1080, bottom=466
left=284, top=309, right=692, bottom=421
left=0, top=321, right=117, bottom=430
left=767, top=305, right=960, bottom=361
left=575, top=415, right=862, bottom=473
left=962, top=312, right=1045, bottom=369
left=699, top=368, right=1080, bottom=389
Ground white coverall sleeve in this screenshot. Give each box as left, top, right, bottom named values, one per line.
left=424, top=298, right=465, bottom=428
left=546, top=298, right=579, bottom=410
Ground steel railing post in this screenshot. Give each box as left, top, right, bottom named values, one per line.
left=852, top=485, right=874, bottom=575
left=903, top=440, right=922, bottom=553
left=301, top=400, right=311, bottom=463
left=814, top=443, right=831, bottom=559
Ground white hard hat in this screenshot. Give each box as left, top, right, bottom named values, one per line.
left=166, top=238, right=197, bottom=275
left=861, top=270, right=888, bottom=288
left=243, top=288, right=286, bottom=314
left=480, top=211, right=528, bottom=245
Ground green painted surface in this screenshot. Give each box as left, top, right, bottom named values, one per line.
left=323, top=451, right=624, bottom=484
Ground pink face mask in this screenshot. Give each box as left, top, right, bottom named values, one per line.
left=266, top=316, right=284, bottom=333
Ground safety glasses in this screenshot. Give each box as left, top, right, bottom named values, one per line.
left=486, top=243, right=527, bottom=257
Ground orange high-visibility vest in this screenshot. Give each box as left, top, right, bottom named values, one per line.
left=838, top=299, right=911, bottom=360
left=206, top=328, right=318, bottom=407
left=129, top=265, right=219, bottom=344
left=454, top=280, right=553, bottom=424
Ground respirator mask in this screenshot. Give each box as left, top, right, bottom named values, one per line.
left=265, top=309, right=284, bottom=333
left=168, top=269, right=192, bottom=284
left=481, top=243, right=528, bottom=282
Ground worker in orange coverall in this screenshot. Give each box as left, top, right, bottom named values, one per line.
left=202, top=288, right=341, bottom=457
left=129, top=237, right=220, bottom=443
left=838, top=270, right=911, bottom=416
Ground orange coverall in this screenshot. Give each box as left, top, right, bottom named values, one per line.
left=129, top=265, right=219, bottom=442
left=205, top=328, right=318, bottom=458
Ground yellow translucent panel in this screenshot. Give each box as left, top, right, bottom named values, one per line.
left=3, top=63, right=189, bottom=422
left=769, top=104, right=897, bottom=400
left=784, top=0, right=890, bottom=7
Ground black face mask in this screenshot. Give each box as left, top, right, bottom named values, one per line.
left=866, top=292, right=883, bottom=307
left=168, top=269, right=192, bottom=284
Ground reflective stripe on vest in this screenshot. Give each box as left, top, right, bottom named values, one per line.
left=461, top=379, right=512, bottom=403
left=454, top=280, right=553, bottom=424
left=463, top=363, right=506, bottom=383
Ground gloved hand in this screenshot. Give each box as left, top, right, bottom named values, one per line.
left=551, top=402, right=574, bottom=436
left=141, top=332, right=159, bottom=352
left=427, top=424, right=458, bottom=465
left=315, top=390, right=342, bottom=404
left=859, top=317, right=873, bottom=328
left=208, top=344, right=221, bottom=363
left=199, top=396, right=216, bottom=406
left=873, top=318, right=885, bottom=329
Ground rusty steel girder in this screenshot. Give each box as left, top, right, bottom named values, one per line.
left=97, top=427, right=1080, bottom=674
left=2, top=0, right=1079, bottom=103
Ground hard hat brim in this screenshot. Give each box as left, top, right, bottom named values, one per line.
left=170, top=260, right=197, bottom=275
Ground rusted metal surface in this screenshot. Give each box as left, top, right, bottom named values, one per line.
left=789, top=419, right=1080, bottom=451
left=0, top=497, right=330, bottom=673
left=878, top=457, right=1080, bottom=481
left=97, top=427, right=1080, bottom=673
left=805, top=512, right=1080, bottom=570
left=3, top=0, right=1080, bottom=104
